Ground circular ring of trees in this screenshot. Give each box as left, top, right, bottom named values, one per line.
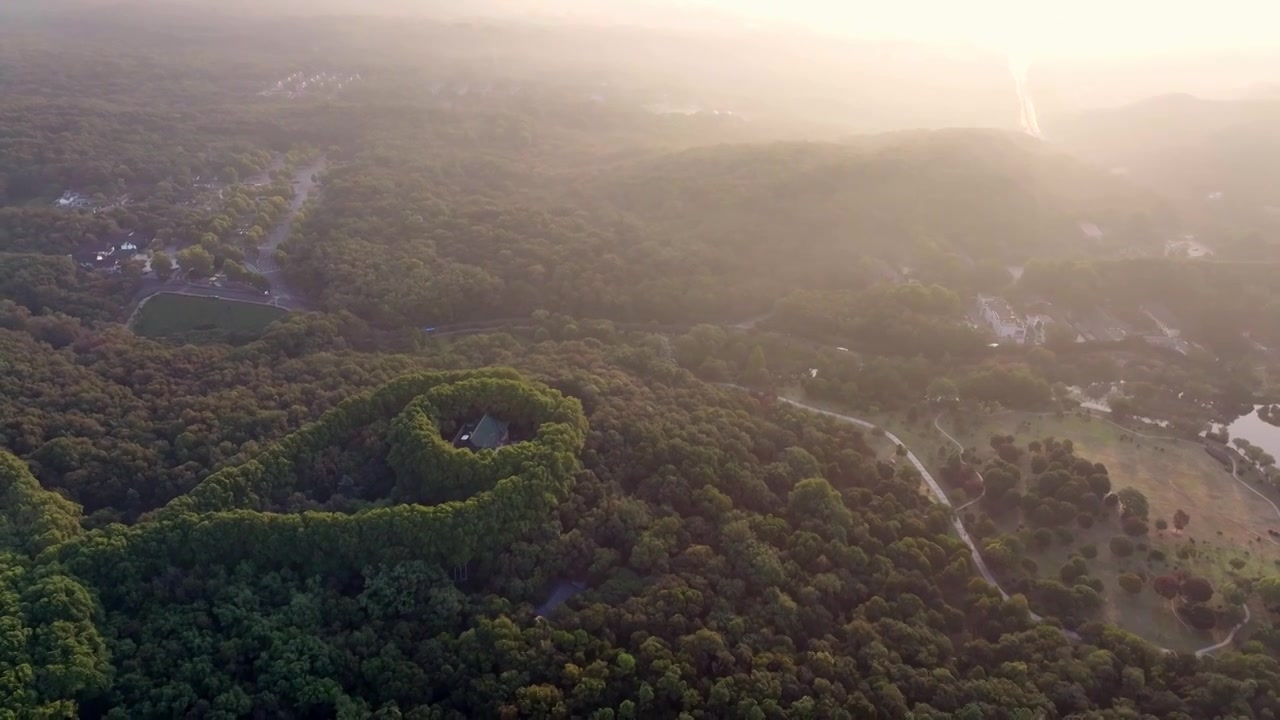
left=57, top=370, right=588, bottom=583
left=387, top=376, right=588, bottom=505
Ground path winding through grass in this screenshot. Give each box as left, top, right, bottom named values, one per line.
left=932, top=410, right=1252, bottom=657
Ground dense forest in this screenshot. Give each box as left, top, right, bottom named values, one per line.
left=7, top=1, right=1280, bottom=716
left=282, top=129, right=1179, bottom=328
left=6, top=314, right=1280, bottom=717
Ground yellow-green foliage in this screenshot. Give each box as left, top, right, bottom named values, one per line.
left=0, top=368, right=588, bottom=709
left=0, top=452, right=83, bottom=557
left=388, top=377, right=587, bottom=504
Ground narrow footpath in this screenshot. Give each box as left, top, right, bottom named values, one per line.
left=771, top=397, right=1028, bottom=613
left=765, top=392, right=1250, bottom=654
left=935, top=414, right=986, bottom=512
left=928, top=409, right=1250, bottom=657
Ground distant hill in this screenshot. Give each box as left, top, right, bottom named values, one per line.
left=575, top=129, right=1174, bottom=272
left=1047, top=94, right=1280, bottom=208
left=1248, top=83, right=1280, bottom=99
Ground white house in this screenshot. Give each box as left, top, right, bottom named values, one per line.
left=978, top=296, right=1027, bottom=344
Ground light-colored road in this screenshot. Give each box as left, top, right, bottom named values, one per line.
left=770, top=394, right=1255, bottom=653
left=1196, top=603, right=1251, bottom=657
left=129, top=157, right=326, bottom=323
left=1228, top=455, right=1280, bottom=521
left=253, top=156, right=327, bottom=276
left=772, top=397, right=1023, bottom=608
left=930, top=408, right=1255, bottom=655
left=935, top=414, right=986, bottom=512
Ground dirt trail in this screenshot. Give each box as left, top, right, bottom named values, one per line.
left=935, top=414, right=986, bottom=512
left=931, top=409, right=1250, bottom=657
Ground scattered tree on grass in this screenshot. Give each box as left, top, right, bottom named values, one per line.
left=1180, top=603, right=1217, bottom=630
left=1221, top=582, right=1248, bottom=606
left=1087, top=473, right=1111, bottom=498
left=1258, top=577, right=1280, bottom=606
left=1153, top=575, right=1181, bottom=599
left=1173, top=509, right=1190, bottom=532
left=1155, top=518, right=1168, bottom=530
left=1122, top=516, right=1150, bottom=536
left=1116, top=487, right=1150, bottom=519
left=1060, top=557, right=1088, bottom=583
left=1118, top=573, right=1144, bottom=594
left=1109, top=536, right=1134, bottom=557
left=1181, top=576, right=1214, bottom=604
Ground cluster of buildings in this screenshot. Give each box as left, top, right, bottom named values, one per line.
left=54, top=191, right=94, bottom=209
left=1164, top=236, right=1214, bottom=259
left=976, top=294, right=1199, bottom=356
left=260, top=72, right=361, bottom=99
left=976, top=296, right=1031, bottom=345
left=69, top=233, right=144, bottom=273
left=54, top=190, right=132, bottom=213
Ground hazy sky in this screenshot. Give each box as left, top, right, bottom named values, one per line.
left=672, top=0, right=1278, bottom=60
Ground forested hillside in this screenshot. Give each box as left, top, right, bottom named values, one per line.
left=284, top=128, right=1176, bottom=328
left=7, top=1, right=1280, bottom=716
left=582, top=131, right=1174, bottom=264
left=1050, top=94, right=1280, bottom=205
left=1048, top=94, right=1280, bottom=244
left=5, top=314, right=1280, bottom=717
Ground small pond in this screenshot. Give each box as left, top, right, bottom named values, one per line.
left=1225, top=405, right=1280, bottom=459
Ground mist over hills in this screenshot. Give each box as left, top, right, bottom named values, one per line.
left=576, top=128, right=1174, bottom=271
left=1049, top=94, right=1280, bottom=212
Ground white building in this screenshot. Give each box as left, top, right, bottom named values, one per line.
left=54, top=191, right=92, bottom=208
left=1144, top=305, right=1181, bottom=339
left=978, top=296, right=1027, bottom=344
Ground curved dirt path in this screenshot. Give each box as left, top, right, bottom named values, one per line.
left=1227, top=456, right=1280, bottom=521
left=942, top=415, right=988, bottom=509
left=935, top=415, right=986, bottom=512
left=933, top=408, right=1251, bottom=656
left=767, top=396, right=1036, bottom=618
left=1196, top=604, right=1251, bottom=657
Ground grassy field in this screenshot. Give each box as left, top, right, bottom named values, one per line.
left=785, top=393, right=1279, bottom=651
left=938, top=409, right=1278, bottom=652
left=132, top=293, right=286, bottom=338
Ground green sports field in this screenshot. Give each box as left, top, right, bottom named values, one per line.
left=132, top=293, right=286, bottom=338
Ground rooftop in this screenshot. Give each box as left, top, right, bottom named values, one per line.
left=979, top=295, right=1022, bottom=325
left=453, top=414, right=510, bottom=451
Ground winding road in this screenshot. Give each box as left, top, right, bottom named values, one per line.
left=763, top=395, right=1029, bottom=613
left=762, top=391, right=1260, bottom=654
left=929, top=409, right=1253, bottom=656
left=1196, top=604, right=1251, bottom=657
left=423, top=318, right=1263, bottom=656
left=127, top=157, right=325, bottom=323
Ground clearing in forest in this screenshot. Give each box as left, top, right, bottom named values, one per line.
left=941, top=410, right=1279, bottom=653
left=132, top=293, right=287, bottom=338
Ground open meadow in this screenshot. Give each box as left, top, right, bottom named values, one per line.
left=938, top=410, right=1279, bottom=652
left=132, top=293, right=287, bottom=339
